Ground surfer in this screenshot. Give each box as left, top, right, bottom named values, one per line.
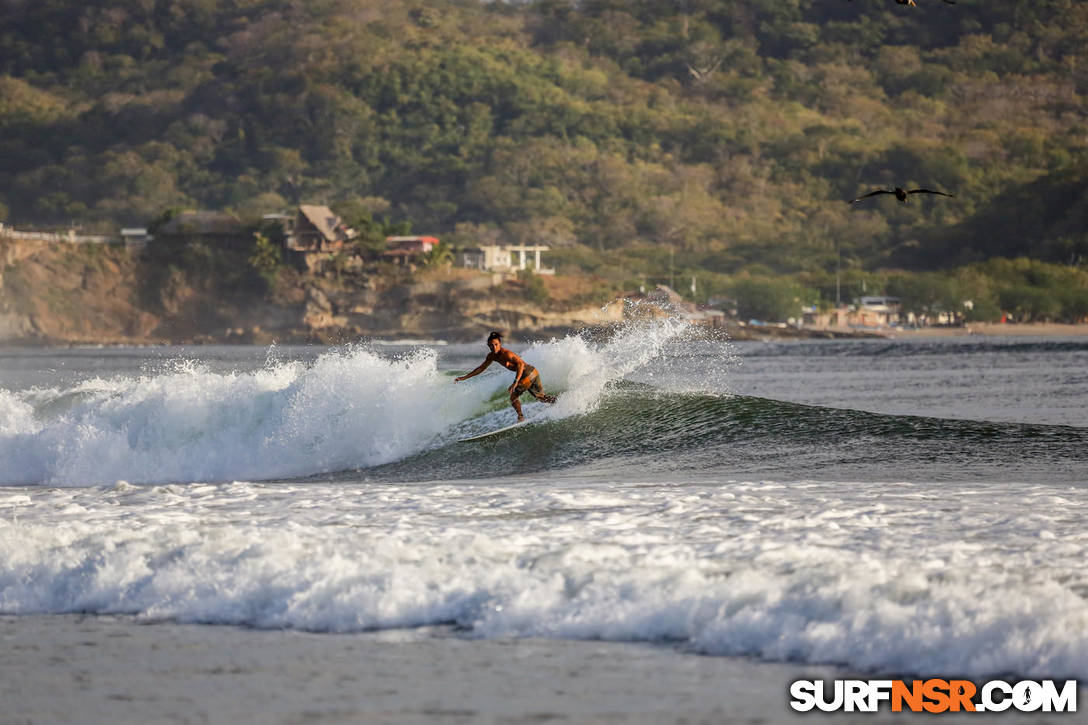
left=454, top=331, right=557, bottom=422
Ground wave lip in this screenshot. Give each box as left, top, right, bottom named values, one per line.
left=0, top=347, right=481, bottom=485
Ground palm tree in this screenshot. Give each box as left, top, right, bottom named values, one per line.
left=423, top=240, right=453, bottom=269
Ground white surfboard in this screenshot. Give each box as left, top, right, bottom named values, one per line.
left=458, top=418, right=531, bottom=443
left=458, top=394, right=560, bottom=443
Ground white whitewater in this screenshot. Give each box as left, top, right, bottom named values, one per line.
left=0, top=320, right=695, bottom=486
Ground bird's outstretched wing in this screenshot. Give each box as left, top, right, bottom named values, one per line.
left=907, top=189, right=954, bottom=197
left=848, top=189, right=894, bottom=204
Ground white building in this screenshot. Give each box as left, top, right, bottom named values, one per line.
left=459, top=244, right=553, bottom=275
left=120, top=228, right=151, bottom=246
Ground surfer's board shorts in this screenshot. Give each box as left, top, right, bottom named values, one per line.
left=513, top=366, right=545, bottom=398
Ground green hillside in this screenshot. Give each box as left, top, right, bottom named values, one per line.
left=1, top=0, right=1086, bottom=316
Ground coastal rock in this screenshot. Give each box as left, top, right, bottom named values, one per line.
left=0, top=241, right=903, bottom=345
left=0, top=312, right=35, bottom=340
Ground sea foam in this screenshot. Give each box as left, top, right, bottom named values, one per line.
left=0, top=321, right=698, bottom=486
left=1, top=478, right=1085, bottom=680
left=0, top=346, right=472, bottom=485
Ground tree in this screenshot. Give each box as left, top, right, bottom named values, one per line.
left=727, top=276, right=814, bottom=322
left=422, top=240, right=453, bottom=269
left=998, top=286, right=1062, bottom=322
left=249, top=232, right=283, bottom=287
left=519, top=268, right=550, bottom=304
left=1059, top=286, right=1088, bottom=323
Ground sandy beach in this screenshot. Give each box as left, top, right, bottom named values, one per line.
left=724, top=322, right=1088, bottom=342
left=869, top=323, right=1088, bottom=338
left=1, top=615, right=1079, bottom=725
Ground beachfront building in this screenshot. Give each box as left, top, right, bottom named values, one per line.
left=508, top=244, right=553, bottom=274
left=264, top=205, right=358, bottom=274
left=455, top=247, right=486, bottom=270
left=120, top=228, right=151, bottom=246
left=0, top=222, right=127, bottom=246
left=382, top=235, right=439, bottom=265
left=803, top=297, right=904, bottom=329
left=155, top=211, right=248, bottom=249
left=855, top=296, right=903, bottom=327
left=457, top=244, right=554, bottom=275
left=286, top=205, right=355, bottom=253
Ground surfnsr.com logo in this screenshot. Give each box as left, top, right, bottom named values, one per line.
left=789, top=679, right=1078, bottom=713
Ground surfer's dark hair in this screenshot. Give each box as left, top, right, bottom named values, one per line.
left=487, top=331, right=502, bottom=344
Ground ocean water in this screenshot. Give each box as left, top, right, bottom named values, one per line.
left=1, top=323, right=1086, bottom=682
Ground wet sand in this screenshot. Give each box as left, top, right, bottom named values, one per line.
left=2, top=616, right=1078, bottom=725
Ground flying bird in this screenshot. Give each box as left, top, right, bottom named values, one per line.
left=848, top=187, right=955, bottom=204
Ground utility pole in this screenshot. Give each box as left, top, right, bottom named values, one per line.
left=835, top=238, right=841, bottom=306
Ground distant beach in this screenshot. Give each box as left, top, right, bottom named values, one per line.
left=722, top=321, right=1088, bottom=342
left=795, top=322, right=1088, bottom=339
left=884, top=323, right=1088, bottom=338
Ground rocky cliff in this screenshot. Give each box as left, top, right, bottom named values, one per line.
left=0, top=239, right=623, bottom=345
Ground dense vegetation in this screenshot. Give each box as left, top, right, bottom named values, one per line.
left=1, top=0, right=1086, bottom=319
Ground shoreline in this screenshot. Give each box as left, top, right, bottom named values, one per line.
left=0, top=615, right=1049, bottom=725
left=1, top=322, right=1086, bottom=348
left=755, top=322, right=1088, bottom=340
left=0, top=615, right=825, bottom=725
left=888, top=322, right=1088, bottom=337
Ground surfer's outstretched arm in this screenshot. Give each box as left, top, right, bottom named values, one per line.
left=455, top=354, right=493, bottom=382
